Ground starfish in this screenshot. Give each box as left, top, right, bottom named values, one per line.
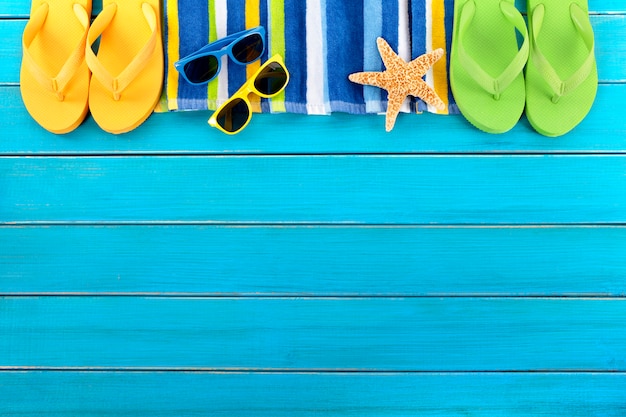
left=349, top=37, right=446, bottom=132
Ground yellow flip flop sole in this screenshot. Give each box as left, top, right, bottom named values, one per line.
left=86, top=0, right=164, bottom=134
left=20, top=0, right=92, bottom=134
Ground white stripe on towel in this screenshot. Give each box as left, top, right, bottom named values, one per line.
left=306, top=0, right=328, bottom=114
left=424, top=0, right=437, bottom=113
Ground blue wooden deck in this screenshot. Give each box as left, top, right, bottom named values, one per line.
left=1, top=1, right=626, bottom=415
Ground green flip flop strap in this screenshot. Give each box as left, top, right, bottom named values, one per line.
left=530, top=3, right=595, bottom=103
left=456, top=0, right=529, bottom=100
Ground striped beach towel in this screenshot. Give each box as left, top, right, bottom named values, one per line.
left=163, top=0, right=458, bottom=115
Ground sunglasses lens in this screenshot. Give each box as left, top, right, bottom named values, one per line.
left=254, top=62, right=288, bottom=95
left=184, top=55, right=219, bottom=83
left=216, top=98, right=250, bottom=133
left=232, top=33, right=264, bottom=64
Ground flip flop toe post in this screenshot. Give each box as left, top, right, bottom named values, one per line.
left=526, top=0, right=597, bottom=137
left=451, top=0, right=529, bottom=134
left=20, top=0, right=92, bottom=134
left=87, top=0, right=164, bottom=134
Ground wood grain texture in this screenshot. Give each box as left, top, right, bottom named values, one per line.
left=2, top=1, right=626, bottom=415
left=0, top=0, right=104, bottom=17
left=2, top=371, right=626, bottom=417
left=0, top=84, right=624, bottom=155
left=2, top=297, right=626, bottom=370
left=1, top=10, right=623, bottom=155
left=2, top=225, right=626, bottom=296
left=2, top=155, right=625, bottom=224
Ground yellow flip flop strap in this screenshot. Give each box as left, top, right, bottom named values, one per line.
left=86, top=3, right=159, bottom=101
left=22, top=3, right=90, bottom=101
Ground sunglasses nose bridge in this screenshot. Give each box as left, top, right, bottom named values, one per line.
left=242, top=79, right=261, bottom=99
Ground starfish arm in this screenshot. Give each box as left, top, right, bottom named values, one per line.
left=384, top=90, right=407, bottom=132
left=409, top=48, right=444, bottom=75
left=410, top=79, right=446, bottom=111
left=376, top=37, right=405, bottom=70
left=348, top=71, right=388, bottom=89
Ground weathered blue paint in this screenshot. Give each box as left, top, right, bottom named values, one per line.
left=2, top=155, right=626, bottom=224
left=2, top=297, right=626, bottom=370
left=2, top=372, right=626, bottom=416
left=1, top=0, right=626, bottom=415
left=0, top=84, right=625, bottom=153
left=1, top=225, right=626, bottom=296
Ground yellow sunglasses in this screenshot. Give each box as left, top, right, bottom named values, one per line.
left=208, top=54, right=290, bottom=134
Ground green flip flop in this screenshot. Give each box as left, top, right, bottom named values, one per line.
left=525, top=0, right=597, bottom=137
left=450, top=0, right=529, bottom=134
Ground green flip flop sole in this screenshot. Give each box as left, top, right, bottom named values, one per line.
left=450, top=0, right=529, bottom=134
left=526, top=0, right=598, bottom=137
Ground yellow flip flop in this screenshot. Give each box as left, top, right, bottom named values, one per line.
left=86, top=0, right=163, bottom=134
left=20, top=0, right=92, bottom=134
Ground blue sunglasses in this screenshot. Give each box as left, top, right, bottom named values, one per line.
left=174, top=26, right=266, bottom=85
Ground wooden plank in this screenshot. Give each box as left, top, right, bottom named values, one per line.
left=517, top=1, right=626, bottom=13
left=1, top=155, right=626, bottom=224
left=2, top=371, right=626, bottom=416
left=0, top=0, right=103, bottom=17
left=0, top=84, right=624, bottom=154
left=2, top=225, right=626, bottom=296
left=2, top=297, right=626, bottom=370
left=0, top=24, right=21, bottom=83
left=0, top=2, right=32, bottom=17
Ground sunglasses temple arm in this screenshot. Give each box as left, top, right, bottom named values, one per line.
left=184, top=27, right=261, bottom=57
left=184, top=38, right=234, bottom=57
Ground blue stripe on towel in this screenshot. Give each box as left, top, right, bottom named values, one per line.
left=363, top=0, right=382, bottom=113
left=381, top=0, right=399, bottom=112
left=411, top=0, right=426, bottom=58
left=177, top=0, right=210, bottom=110
left=382, top=0, right=398, bottom=51
left=326, top=1, right=365, bottom=114
left=259, top=0, right=269, bottom=63
left=283, top=0, right=307, bottom=113
left=227, top=0, right=247, bottom=96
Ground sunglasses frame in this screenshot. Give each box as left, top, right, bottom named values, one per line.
left=208, top=54, right=290, bottom=135
left=174, top=26, right=266, bottom=85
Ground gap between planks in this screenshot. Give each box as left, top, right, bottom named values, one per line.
left=1, top=367, right=626, bottom=374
